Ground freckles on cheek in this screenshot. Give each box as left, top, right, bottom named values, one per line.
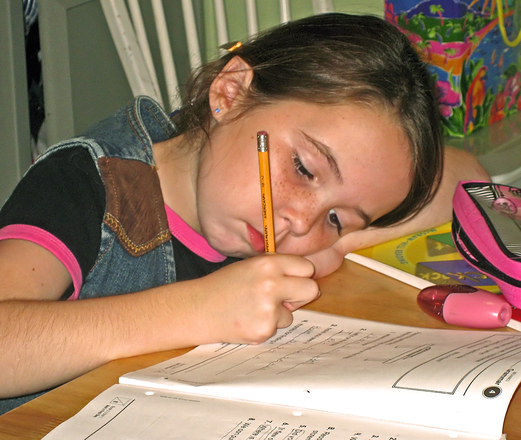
left=273, top=177, right=317, bottom=213
left=273, top=174, right=289, bottom=206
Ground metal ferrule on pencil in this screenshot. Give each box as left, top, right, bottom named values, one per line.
left=257, top=131, right=268, bottom=152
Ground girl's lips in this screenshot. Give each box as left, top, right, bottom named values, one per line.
left=247, top=224, right=266, bottom=253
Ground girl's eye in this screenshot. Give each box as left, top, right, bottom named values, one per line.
left=292, top=153, right=314, bottom=180
left=328, top=209, right=342, bottom=235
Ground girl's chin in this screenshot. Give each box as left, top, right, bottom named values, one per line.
left=205, top=224, right=265, bottom=258
left=207, top=237, right=258, bottom=259
left=218, top=248, right=257, bottom=259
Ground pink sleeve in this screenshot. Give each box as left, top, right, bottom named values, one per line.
left=0, top=224, right=83, bottom=300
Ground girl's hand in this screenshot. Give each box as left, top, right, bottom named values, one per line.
left=305, top=242, right=346, bottom=279
left=194, top=254, right=320, bottom=345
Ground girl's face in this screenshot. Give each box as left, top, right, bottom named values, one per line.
left=195, top=100, right=412, bottom=258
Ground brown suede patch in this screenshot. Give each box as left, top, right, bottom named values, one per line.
left=98, top=157, right=171, bottom=256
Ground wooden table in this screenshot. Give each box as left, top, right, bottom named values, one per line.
left=0, top=259, right=520, bottom=439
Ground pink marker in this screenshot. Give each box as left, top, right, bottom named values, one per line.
left=417, top=285, right=512, bottom=329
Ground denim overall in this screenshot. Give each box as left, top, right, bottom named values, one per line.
left=0, top=96, right=178, bottom=414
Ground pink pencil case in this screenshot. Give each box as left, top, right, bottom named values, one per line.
left=452, top=181, right=521, bottom=308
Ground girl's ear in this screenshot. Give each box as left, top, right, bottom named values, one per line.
left=209, top=56, right=254, bottom=121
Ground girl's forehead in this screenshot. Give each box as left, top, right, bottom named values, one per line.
left=220, top=98, right=411, bottom=172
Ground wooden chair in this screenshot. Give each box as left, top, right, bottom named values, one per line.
left=100, top=0, right=336, bottom=112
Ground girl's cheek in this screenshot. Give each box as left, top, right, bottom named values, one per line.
left=281, top=228, right=337, bottom=256
left=311, top=229, right=339, bottom=252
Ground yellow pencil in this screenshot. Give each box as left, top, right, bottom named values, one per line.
left=257, top=131, right=276, bottom=253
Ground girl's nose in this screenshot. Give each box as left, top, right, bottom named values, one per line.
left=279, top=206, right=314, bottom=237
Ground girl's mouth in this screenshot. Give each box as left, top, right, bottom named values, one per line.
left=247, top=224, right=267, bottom=253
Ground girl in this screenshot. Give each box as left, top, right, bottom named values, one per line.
left=0, top=13, right=488, bottom=413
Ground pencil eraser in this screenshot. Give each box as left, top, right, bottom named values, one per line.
left=417, top=285, right=512, bottom=329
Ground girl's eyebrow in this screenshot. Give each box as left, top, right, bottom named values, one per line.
left=300, top=131, right=343, bottom=183
left=355, top=208, right=372, bottom=229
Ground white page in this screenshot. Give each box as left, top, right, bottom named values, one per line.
left=121, top=310, right=521, bottom=438
left=42, top=383, right=501, bottom=440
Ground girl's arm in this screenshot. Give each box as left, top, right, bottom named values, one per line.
left=0, top=239, right=319, bottom=399
left=309, top=147, right=491, bottom=278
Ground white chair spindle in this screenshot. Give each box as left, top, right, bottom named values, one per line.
left=100, top=0, right=161, bottom=104
left=279, top=0, right=291, bottom=23
left=245, top=0, right=258, bottom=37
left=151, top=0, right=180, bottom=111
left=181, top=0, right=202, bottom=70
left=312, top=0, right=335, bottom=14
left=213, top=0, right=229, bottom=49
left=127, top=0, right=163, bottom=106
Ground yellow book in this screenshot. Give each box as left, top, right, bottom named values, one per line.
left=353, top=222, right=499, bottom=293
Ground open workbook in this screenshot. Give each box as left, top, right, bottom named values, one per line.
left=43, top=309, right=521, bottom=439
